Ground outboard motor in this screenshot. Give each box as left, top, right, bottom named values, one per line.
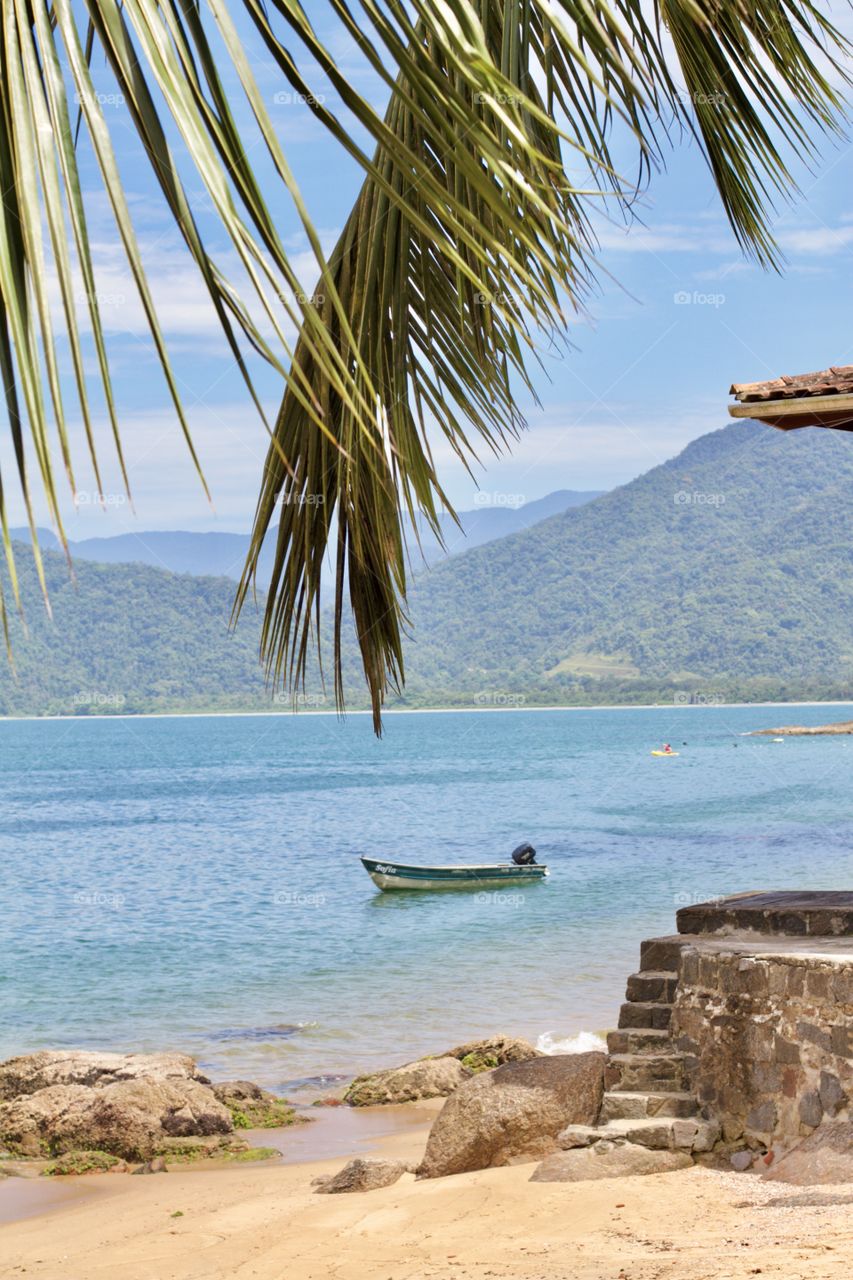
left=511, top=841, right=537, bottom=866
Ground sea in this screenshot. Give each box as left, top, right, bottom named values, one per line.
left=3, top=704, right=852, bottom=1098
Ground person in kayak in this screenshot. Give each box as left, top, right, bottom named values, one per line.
left=662, top=743, right=673, bottom=754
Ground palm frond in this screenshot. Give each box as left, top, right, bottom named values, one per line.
left=236, top=0, right=851, bottom=730
left=0, top=0, right=848, bottom=727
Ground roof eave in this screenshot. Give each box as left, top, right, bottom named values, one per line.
left=729, top=393, right=853, bottom=432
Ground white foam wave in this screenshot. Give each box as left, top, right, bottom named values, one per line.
left=536, top=1029, right=607, bottom=1055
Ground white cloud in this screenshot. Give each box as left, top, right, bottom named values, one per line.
left=777, top=225, right=853, bottom=255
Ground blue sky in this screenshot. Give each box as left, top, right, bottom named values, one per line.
left=17, top=9, right=853, bottom=537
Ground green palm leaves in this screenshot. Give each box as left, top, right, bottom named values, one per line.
left=0, top=1, right=849, bottom=727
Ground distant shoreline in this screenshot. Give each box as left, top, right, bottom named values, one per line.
left=2, top=698, right=853, bottom=724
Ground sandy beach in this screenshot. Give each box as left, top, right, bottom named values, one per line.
left=2, top=1100, right=852, bottom=1280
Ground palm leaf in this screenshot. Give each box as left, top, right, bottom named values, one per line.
left=0, top=0, right=848, bottom=729
left=236, top=0, right=851, bottom=730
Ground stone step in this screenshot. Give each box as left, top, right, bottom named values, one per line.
left=639, top=936, right=686, bottom=973
left=607, top=1027, right=673, bottom=1055
left=559, top=1115, right=720, bottom=1155
left=617, top=1001, right=673, bottom=1031
left=625, top=970, right=679, bottom=1004
left=605, top=1053, right=688, bottom=1093
left=600, top=1091, right=698, bottom=1122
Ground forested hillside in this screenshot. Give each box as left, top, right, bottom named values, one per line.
left=2, top=422, right=853, bottom=715
left=391, top=423, right=853, bottom=706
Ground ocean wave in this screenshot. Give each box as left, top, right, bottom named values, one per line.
left=536, top=1029, right=607, bottom=1055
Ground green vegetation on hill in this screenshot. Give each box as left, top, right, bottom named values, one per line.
left=385, top=423, right=853, bottom=708
left=1, top=422, right=853, bottom=716
left=0, top=554, right=269, bottom=716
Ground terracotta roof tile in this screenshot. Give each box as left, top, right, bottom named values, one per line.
left=730, top=365, right=853, bottom=402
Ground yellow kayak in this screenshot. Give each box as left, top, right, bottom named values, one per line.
left=651, top=750, right=679, bottom=756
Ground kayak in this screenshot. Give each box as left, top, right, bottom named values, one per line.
left=651, top=750, right=679, bottom=757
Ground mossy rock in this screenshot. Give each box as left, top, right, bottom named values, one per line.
left=459, top=1052, right=500, bottom=1073
left=153, top=1135, right=279, bottom=1165
left=228, top=1099, right=301, bottom=1129
left=212, top=1081, right=305, bottom=1129
left=155, top=1136, right=242, bottom=1163
left=43, top=1150, right=124, bottom=1176
left=220, top=1145, right=279, bottom=1163
left=344, top=1057, right=470, bottom=1106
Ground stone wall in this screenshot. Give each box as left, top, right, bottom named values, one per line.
left=671, top=946, right=852, bottom=1151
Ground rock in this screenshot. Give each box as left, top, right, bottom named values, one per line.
left=530, top=1144, right=691, bottom=1182
left=730, top=1151, right=754, bottom=1171
left=344, top=1056, right=470, bottom=1107
left=798, top=1091, right=823, bottom=1129
left=315, top=1157, right=408, bottom=1194
left=0, top=1051, right=206, bottom=1101
left=211, top=1081, right=302, bottom=1128
left=417, top=1052, right=605, bottom=1178
left=764, top=1121, right=853, bottom=1185
left=443, top=1036, right=542, bottom=1072
left=819, top=1072, right=847, bottom=1119
left=42, top=1149, right=127, bottom=1176
left=557, top=1124, right=598, bottom=1149
left=0, top=1077, right=232, bottom=1160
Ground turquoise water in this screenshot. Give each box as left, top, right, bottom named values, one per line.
left=3, top=705, right=853, bottom=1092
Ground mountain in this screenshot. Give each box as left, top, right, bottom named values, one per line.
left=9, top=490, right=603, bottom=582
left=2, top=422, right=853, bottom=716
left=0, top=555, right=268, bottom=716
left=405, top=489, right=604, bottom=565
left=390, top=422, right=853, bottom=706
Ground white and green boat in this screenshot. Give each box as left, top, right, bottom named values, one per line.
left=360, top=845, right=548, bottom=892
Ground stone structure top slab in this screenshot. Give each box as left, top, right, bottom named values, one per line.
left=676, top=890, right=853, bottom=939
left=657, top=932, right=853, bottom=965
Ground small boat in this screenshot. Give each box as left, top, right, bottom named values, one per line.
left=360, top=854, right=549, bottom=892
left=651, top=749, right=679, bottom=757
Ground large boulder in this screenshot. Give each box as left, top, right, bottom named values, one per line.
left=443, top=1036, right=541, bottom=1072
left=417, top=1052, right=605, bottom=1178
left=530, top=1143, right=692, bottom=1182
left=0, top=1076, right=232, bottom=1160
left=315, top=1157, right=408, bottom=1194
left=764, top=1122, right=853, bottom=1186
left=0, top=1050, right=206, bottom=1101
left=344, top=1056, right=471, bottom=1107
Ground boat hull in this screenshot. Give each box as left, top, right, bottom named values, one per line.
left=360, top=856, right=549, bottom=892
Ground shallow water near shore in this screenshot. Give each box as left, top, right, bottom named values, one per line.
left=3, top=704, right=853, bottom=1089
